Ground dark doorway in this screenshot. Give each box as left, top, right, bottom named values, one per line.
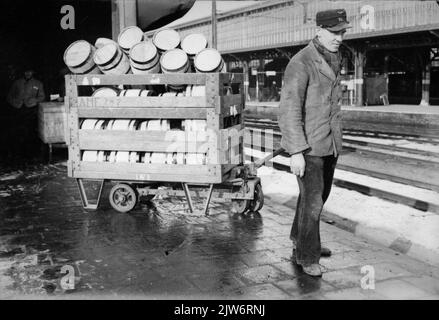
left=0, top=0, right=112, bottom=102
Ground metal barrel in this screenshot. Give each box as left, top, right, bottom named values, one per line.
left=93, top=42, right=131, bottom=75
left=129, top=41, right=161, bottom=74
left=152, top=28, right=181, bottom=53
left=160, top=48, right=189, bottom=91
left=194, top=48, right=225, bottom=73
left=118, top=26, right=144, bottom=55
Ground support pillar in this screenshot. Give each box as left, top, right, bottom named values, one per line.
left=257, top=58, right=265, bottom=102
left=211, top=0, right=217, bottom=49
left=354, top=48, right=366, bottom=107
left=420, top=60, right=431, bottom=106
left=382, top=54, right=390, bottom=105
left=243, top=60, right=250, bottom=102
left=112, top=0, right=137, bottom=41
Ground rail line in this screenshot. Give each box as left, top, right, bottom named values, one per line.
left=246, top=126, right=439, bottom=164
left=245, top=118, right=439, bottom=145
left=246, top=154, right=439, bottom=215
left=244, top=121, right=439, bottom=214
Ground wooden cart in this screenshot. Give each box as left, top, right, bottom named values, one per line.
left=65, top=72, right=266, bottom=215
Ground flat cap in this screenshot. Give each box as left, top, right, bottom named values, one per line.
left=316, top=9, right=351, bottom=32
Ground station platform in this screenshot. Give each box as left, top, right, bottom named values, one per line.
left=1, top=162, right=439, bottom=299
left=246, top=102, right=439, bottom=115
left=341, top=104, right=439, bottom=115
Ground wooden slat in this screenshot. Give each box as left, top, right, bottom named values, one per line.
left=73, top=171, right=223, bottom=184
left=78, top=130, right=209, bottom=152
left=73, top=162, right=223, bottom=183
left=66, top=77, right=81, bottom=169
left=71, top=73, right=208, bottom=86
left=77, top=107, right=207, bottom=119
left=78, top=161, right=213, bottom=174
left=206, top=121, right=219, bottom=165
left=205, top=73, right=221, bottom=109
left=76, top=96, right=206, bottom=108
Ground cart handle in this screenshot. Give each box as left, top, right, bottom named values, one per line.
left=254, top=148, right=285, bottom=169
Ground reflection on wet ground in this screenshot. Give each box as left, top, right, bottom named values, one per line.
left=1, top=163, right=439, bottom=299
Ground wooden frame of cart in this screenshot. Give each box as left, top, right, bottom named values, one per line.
left=65, top=73, right=265, bottom=215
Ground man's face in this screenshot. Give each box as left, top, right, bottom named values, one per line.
left=24, top=70, right=34, bottom=80
left=317, top=27, right=346, bottom=52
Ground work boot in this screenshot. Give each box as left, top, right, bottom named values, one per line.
left=291, top=247, right=332, bottom=262
left=301, top=263, right=323, bottom=277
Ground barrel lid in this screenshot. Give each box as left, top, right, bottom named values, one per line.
left=194, top=48, right=222, bottom=72
left=64, top=40, right=92, bottom=68
left=92, top=87, right=118, bottom=97
left=93, top=43, right=119, bottom=65
left=118, top=26, right=144, bottom=51
left=160, top=49, right=188, bottom=71
left=181, top=33, right=208, bottom=56
left=95, top=38, right=117, bottom=49
left=130, top=41, right=157, bottom=63
left=153, top=29, right=181, bottom=51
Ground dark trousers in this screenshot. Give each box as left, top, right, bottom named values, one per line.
left=11, top=107, right=39, bottom=158
left=290, top=155, right=338, bottom=265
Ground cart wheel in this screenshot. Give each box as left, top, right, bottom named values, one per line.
left=109, top=183, right=138, bottom=213
left=232, top=199, right=249, bottom=214
left=249, top=183, right=264, bottom=212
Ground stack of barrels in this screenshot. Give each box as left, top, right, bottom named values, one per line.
left=63, top=26, right=228, bottom=165
left=80, top=86, right=209, bottom=165
left=79, top=116, right=207, bottom=165
left=63, top=26, right=225, bottom=79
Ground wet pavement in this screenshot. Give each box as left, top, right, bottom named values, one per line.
left=1, top=162, right=439, bottom=299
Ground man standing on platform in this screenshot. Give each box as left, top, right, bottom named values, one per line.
left=7, top=67, right=45, bottom=159
left=278, top=9, right=351, bottom=276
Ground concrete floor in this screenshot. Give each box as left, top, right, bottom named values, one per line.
left=1, top=162, right=438, bottom=299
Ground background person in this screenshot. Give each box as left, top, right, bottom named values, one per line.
left=6, top=67, right=45, bottom=160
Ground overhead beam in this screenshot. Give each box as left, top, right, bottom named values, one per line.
left=363, top=37, right=439, bottom=51
left=429, top=30, right=439, bottom=39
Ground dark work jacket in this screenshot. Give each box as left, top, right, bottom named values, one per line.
left=278, top=41, right=343, bottom=157
left=7, top=78, right=45, bottom=109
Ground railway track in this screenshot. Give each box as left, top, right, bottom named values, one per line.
left=245, top=118, right=439, bottom=145
left=246, top=124, right=439, bottom=164
left=244, top=119, right=439, bottom=214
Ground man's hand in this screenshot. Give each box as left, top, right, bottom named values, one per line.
left=26, top=98, right=38, bottom=107
left=290, top=153, right=305, bottom=177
